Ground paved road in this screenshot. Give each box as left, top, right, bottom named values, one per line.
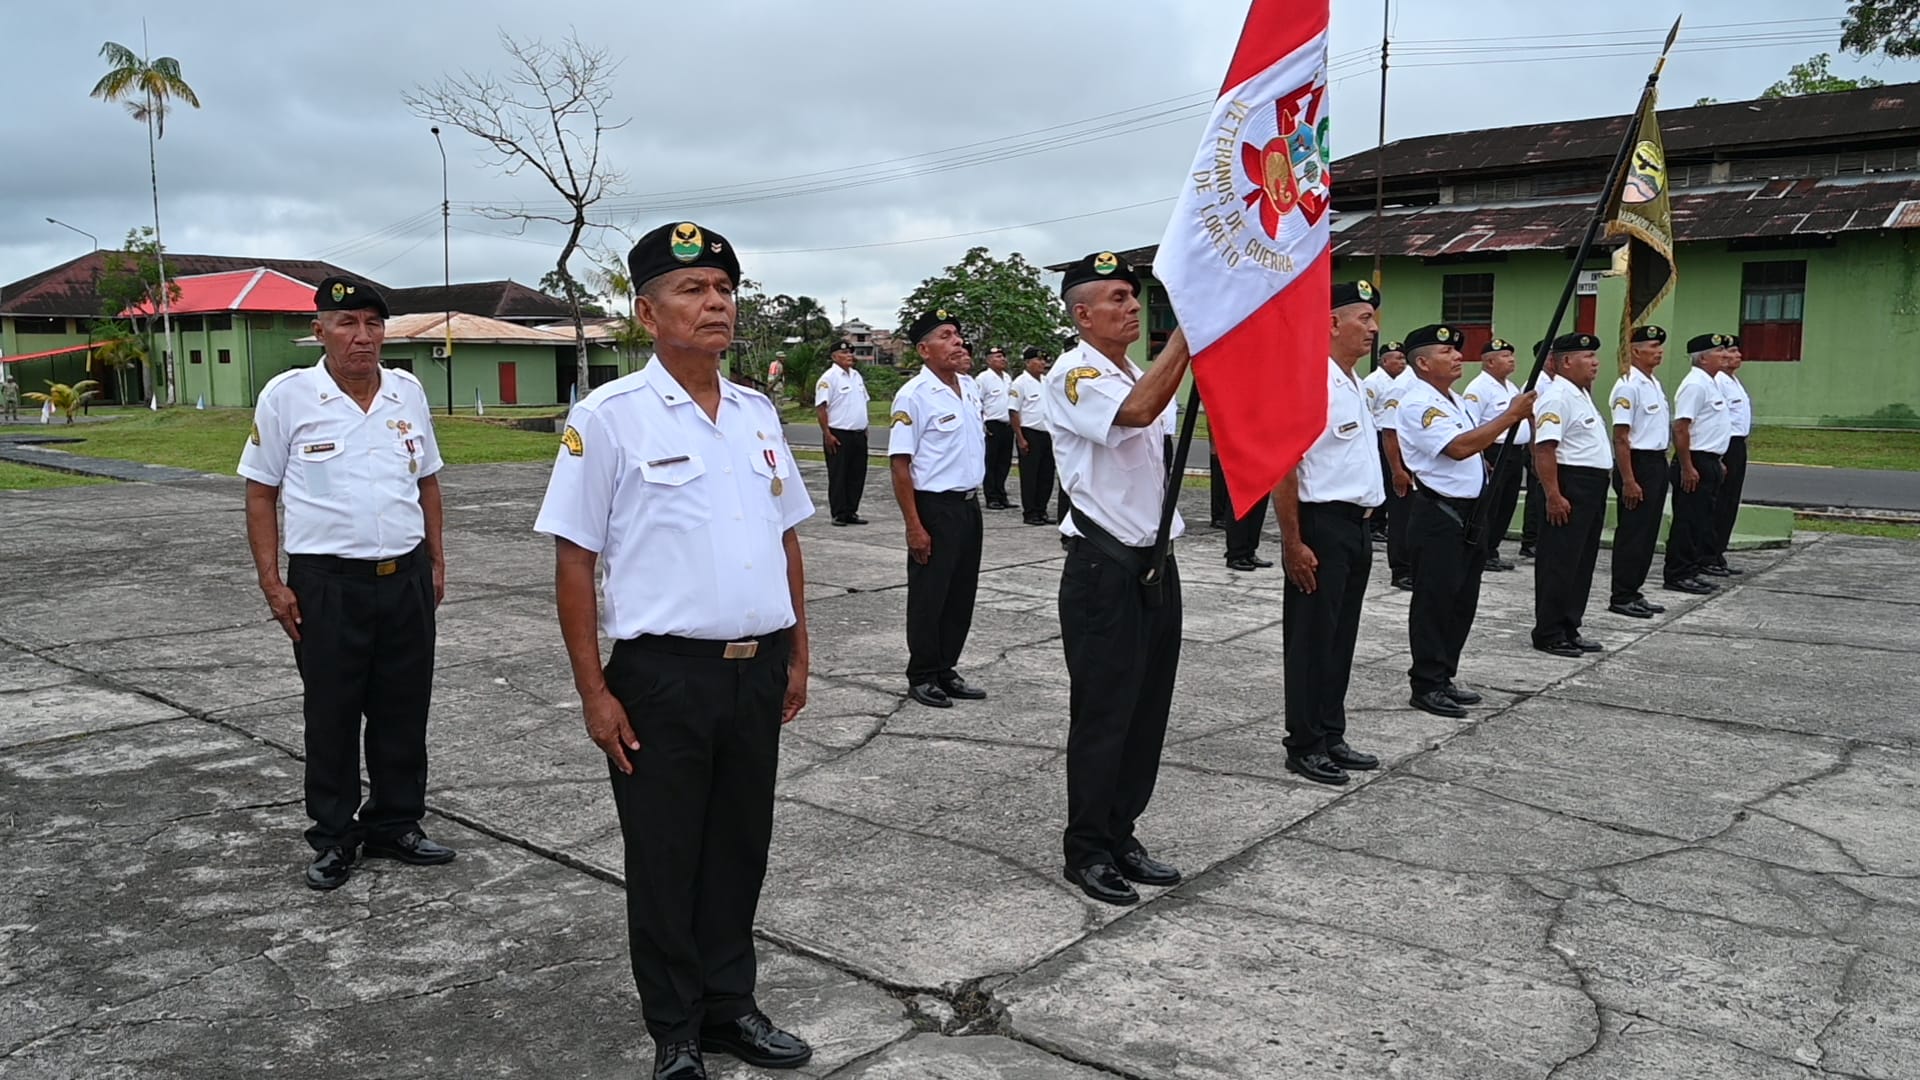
left=784, top=422, right=1920, bottom=514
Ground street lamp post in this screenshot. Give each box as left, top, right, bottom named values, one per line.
left=45, top=218, right=99, bottom=251
left=430, top=127, right=453, bottom=417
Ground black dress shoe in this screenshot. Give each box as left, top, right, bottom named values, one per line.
left=1248, top=555, right=1275, bottom=568
left=1113, top=848, right=1181, bottom=886
left=1571, top=636, right=1603, bottom=653
left=1441, top=683, right=1482, bottom=705
left=1064, top=863, right=1139, bottom=906
left=363, top=830, right=455, bottom=866
left=1663, top=578, right=1715, bottom=595
left=937, top=675, right=987, bottom=700
left=1391, top=575, right=1415, bottom=591
left=700, top=1010, right=812, bottom=1070
left=1722, top=564, right=1743, bottom=575
left=844, top=514, right=868, bottom=525
left=1641, top=600, right=1666, bottom=613
left=1534, top=640, right=1585, bottom=659
left=1608, top=601, right=1655, bottom=619
left=1410, top=690, right=1467, bottom=718
left=1286, top=752, right=1350, bottom=785
left=1483, top=555, right=1515, bottom=572
left=1226, top=557, right=1261, bottom=572
left=654, top=1040, right=707, bottom=1080
left=1518, top=544, right=1537, bottom=558
left=1701, top=564, right=1732, bottom=577
left=1211, top=519, right=1231, bottom=530
left=908, top=682, right=952, bottom=708
left=830, top=517, right=849, bottom=526
left=986, top=499, right=1011, bottom=510
left=1326, top=741, right=1379, bottom=770
left=305, top=845, right=355, bottom=890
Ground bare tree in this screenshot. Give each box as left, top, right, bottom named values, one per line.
left=405, top=32, right=626, bottom=396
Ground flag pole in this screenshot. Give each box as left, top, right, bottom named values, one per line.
left=1142, top=379, right=1202, bottom=591
left=1469, top=15, right=1681, bottom=555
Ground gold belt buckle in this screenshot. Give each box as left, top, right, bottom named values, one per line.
left=375, top=560, right=398, bottom=577
left=723, top=640, right=758, bottom=659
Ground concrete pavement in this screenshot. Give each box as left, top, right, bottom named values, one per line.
left=4, top=462, right=1918, bottom=1079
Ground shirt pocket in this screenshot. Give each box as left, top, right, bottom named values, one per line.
left=636, top=453, right=712, bottom=532
left=746, top=447, right=791, bottom=521
left=291, top=437, right=348, bottom=499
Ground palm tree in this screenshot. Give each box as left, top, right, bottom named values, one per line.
left=24, top=381, right=103, bottom=425
left=91, top=32, right=200, bottom=407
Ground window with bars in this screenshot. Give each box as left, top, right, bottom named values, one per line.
left=1441, top=273, right=1495, bottom=359
left=1739, top=261, right=1805, bottom=362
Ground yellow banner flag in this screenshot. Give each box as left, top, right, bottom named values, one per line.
left=1604, top=90, right=1678, bottom=373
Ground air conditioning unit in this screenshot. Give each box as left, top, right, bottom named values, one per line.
left=432, top=345, right=449, bottom=359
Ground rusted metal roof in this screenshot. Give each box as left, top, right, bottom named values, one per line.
left=385, top=280, right=575, bottom=322
left=1329, top=177, right=1920, bottom=259
left=1336, top=83, right=1920, bottom=187
left=1, top=253, right=373, bottom=318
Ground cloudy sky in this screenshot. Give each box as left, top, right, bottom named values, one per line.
left=3, top=1, right=1908, bottom=327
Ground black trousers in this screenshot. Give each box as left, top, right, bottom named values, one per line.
left=603, top=632, right=788, bottom=1044
left=1610, top=448, right=1670, bottom=606
left=1377, top=435, right=1411, bottom=577
left=1522, top=459, right=1546, bottom=547
left=1711, top=434, right=1749, bottom=562
left=1532, top=466, right=1608, bottom=647
left=906, top=491, right=983, bottom=685
left=1061, top=543, right=1181, bottom=869
left=1664, top=451, right=1724, bottom=584
left=1018, top=428, right=1058, bottom=521
left=825, top=427, right=868, bottom=522
left=1481, top=445, right=1529, bottom=559
left=1209, top=453, right=1269, bottom=559
left=984, top=420, right=1014, bottom=504
left=1407, top=492, right=1484, bottom=695
left=1282, top=503, right=1370, bottom=755
left=286, top=547, right=435, bottom=851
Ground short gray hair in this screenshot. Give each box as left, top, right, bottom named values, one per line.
left=1690, top=349, right=1711, bottom=367
left=1409, top=343, right=1448, bottom=368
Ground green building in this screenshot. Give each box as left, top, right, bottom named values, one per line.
left=1106, top=82, right=1920, bottom=428
left=297, top=311, right=624, bottom=409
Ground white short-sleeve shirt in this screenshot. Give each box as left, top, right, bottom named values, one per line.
left=1362, top=366, right=1413, bottom=426
left=887, top=368, right=987, bottom=492
left=1296, top=358, right=1385, bottom=507
left=1393, top=378, right=1486, bottom=499
left=1717, top=371, right=1752, bottom=437
left=237, top=360, right=443, bottom=559
left=1534, top=379, right=1613, bottom=469
left=532, top=359, right=813, bottom=641
left=975, top=368, right=1012, bottom=422
left=1461, top=370, right=1531, bottom=444
left=1044, top=341, right=1185, bottom=547
left=1009, top=370, right=1049, bottom=434
left=813, top=364, right=870, bottom=430
left=1609, top=368, right=1670, bottom=451
left=1674, top=367, right=1733, bottom=454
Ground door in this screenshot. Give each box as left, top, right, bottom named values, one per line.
left=497, top=361, right=518, bottom=405
left=1575, top=294, right=1597, bottom=335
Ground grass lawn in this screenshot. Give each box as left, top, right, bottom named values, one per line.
left=1748, top=427, right=1920, bottom=471
left=48, top=408, right=560, bottom=473
left=1795, top=516, right=1920, bottom=541
left=0, top=461, right=112, bottom=491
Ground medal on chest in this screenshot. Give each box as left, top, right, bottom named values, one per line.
left=764, top=448, right=783, bottom=496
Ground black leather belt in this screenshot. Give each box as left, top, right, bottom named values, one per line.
left=1301, top=500, right=1370, bottom=521
left=288, top=545, right=424, bottom=577
left=1687, top=450, right=1724, bottom=461
left=915, top=489, right=978, bottom=503
left=1559, top=466, right=1609, bottom=478
left=627, top=629, right=787, bottom=660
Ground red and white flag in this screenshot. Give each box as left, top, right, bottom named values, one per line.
left=1156, top=0, right=1332, bottom=517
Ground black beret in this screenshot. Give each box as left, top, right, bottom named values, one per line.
left=627, top=220, right=740, bottom=291
left=1021, top=346, right=1042, bottom=360
left=908, top=309, right=961, bottom=345
left=1729, top=334, right=1741, bottom=348
left=1332, top=279, right=1381, bottom=309
left=831, top=339, right=854, bottom=352
left=1686, top=332, right=1736, bottom=352
left=1403, top=324, right=1463, bottom=351
left=314, top=275, right=388, bottom=318
left=1551, top=332, right=1601, bottom=352
left=1060, top=250, right=1140, bottom=297
left=1629, top=325, right=1667, bottom=344
left=1378, top=340, right=1405, bottom=355
left=1482, top=337, right=1515, bottom=356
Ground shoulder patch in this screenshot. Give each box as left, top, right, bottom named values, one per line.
left=1463, top=393, right=1479, bottom=402
left=1065, top=367, right=1102, bottom=405
left=561, top=425, right=584, bottom=456
left=1420, top=406, right=1446, bottom=429
left=1613, top=396, right=1632, bottom=411
left=890, top=410, right=913, bottom=428
left=248, top=422, right=261, bottom=446
left=1384, top=399, right=1399, bottom=409
left=1540, top=412, right=1562, bottom=426
left=1366, top=387, right=1376, bottom=399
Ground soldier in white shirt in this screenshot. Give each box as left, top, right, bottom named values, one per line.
left=889, top=310, right=990, bottom=709
left=1010, top=346, right=1060, bottom=525
left=814, top=339, right=872, bottom=526
left=1362, top=341, right=1414, bottom=585
left=1530, top=333, right=1614, bottom=658
left=1461, top=337, right=1529, bottom=573
left=239, top=275, right=453, bottom=892
left=1275, top=281, right=1388, bottom=786
left=977, top=346, right=1015, bottom=509
left=1709, top=338, right=1753, bottom=576
left=1046, top=251, right=1191, bottom=908
left=1394, top=324, right=1535, bottom=719
left=1663, top=333, right=1736, bottom=594
left=1606, top=325, right=1672, bottom=619
left=535, top=222, right=817, bottom=1077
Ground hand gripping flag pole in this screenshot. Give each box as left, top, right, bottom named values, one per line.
left=1468, top=16, right=1683, bottom=557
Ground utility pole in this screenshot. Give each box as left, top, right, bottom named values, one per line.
left=431, top=126, right=453, bottom=416
left=1371, top=0, right=1390, bottom=295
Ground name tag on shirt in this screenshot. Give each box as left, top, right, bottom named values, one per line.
left=1337, top=421, right=1359, bottom=434
left=302, top=442, right=336, bottom=455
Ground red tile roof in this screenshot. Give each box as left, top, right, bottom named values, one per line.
left=2, top=252, right=376, bottom=318
left=120, top=268, right=318, bottom=317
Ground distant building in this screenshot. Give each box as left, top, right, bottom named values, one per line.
left=386, top=279, right=577, bottom=326
left=835, top=318, right=902, bottom=365
left=297, top=312, right=619, bottom=408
